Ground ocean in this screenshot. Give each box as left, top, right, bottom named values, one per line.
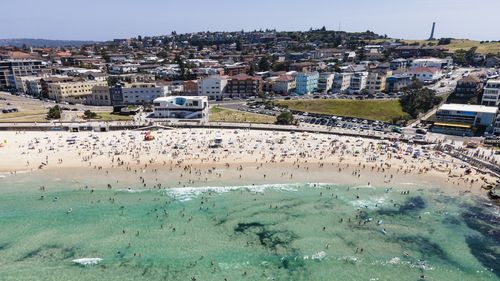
left=0, top=172, right=498, bottom=281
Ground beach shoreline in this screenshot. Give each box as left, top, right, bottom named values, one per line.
left=0, top=129, right=496, bottom=200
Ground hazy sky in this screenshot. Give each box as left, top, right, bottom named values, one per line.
left=1, top=0, right=498, bottom=41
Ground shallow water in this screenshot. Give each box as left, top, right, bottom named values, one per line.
left=0, top=175, right=498, bottom=281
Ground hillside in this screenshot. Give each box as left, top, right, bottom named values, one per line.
left=0, top=38, right=96, bottom=47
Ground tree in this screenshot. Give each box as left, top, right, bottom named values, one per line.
left=236, top=41, right=243, bottom=51
left=47, top=105, right=61, bottom=119
left=258, top=57, right=271, bottom=71
left=276, top=111, right=295, bottom=125
left=400, top=88, right=442, bottom=118
left=83, top=110, right=97, bottom=119
left=248, top=63, right=255, bottom=76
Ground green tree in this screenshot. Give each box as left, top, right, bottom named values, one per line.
left=83, top=110, right=97, bottom=119
left=400, top=88, right=442, bottom=118
left=276, top=111, right=295, bottom=125
left=47, top=105, right=61, bottom=119
left=258, top=57, right=271, bottom=71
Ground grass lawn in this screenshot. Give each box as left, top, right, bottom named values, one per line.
left=92, top=112, right=133, bottom=121
left=210, top=106, right=276, bottom=124
left=401, top=39, right=500, bottom=54
left=275, top=99, right=409, bottom=122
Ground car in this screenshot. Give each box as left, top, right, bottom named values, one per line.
left=416, top=129, right=427, bottom=135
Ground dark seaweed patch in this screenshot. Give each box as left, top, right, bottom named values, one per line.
left=465, top=236, right=500, bottom=277
left=235, top=222, right=297, bottom=252
left=442, top=216, right=461, bottom=226
left=389, top=235, right=454, bottom=263
left=0, top=242, right=10, bottom=251
left=377, top=196, right=426, bottom=216
left=462, top=204, right=500, bottom=277
left=18, top=244, right=77, bottom=261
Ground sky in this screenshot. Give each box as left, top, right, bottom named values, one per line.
left=1, top=0, right=499, bottom=41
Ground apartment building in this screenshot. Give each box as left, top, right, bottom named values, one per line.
left=121, top=83, right=170, bottom=105
left=0, top=60, right=46, bottom=89
left=47, top=80, right=107, bottom=103
left=454, top=76, right=482, bottom=99
left=198, top=75, right=228, bottom=101
left=318, top=73, right=334, bottom=93
left=332, top=72, right=352, bottom=94
left=366, top=69, right=392, bottom=94
left=482, top=80, right=500, bottom=106
left=385, top=74, right=412, bottom=93
left=347, top=72, right=368, bottom=94
left=272, top=74, right=296, bottom=95
left=226, top=74, right=262, bottom=98
left=295, top=72, right=319, bottom=95
left=88, top=85, right=111, bottom=106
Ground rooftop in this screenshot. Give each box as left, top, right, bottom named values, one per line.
left=439, top=103, right=498, bottom=114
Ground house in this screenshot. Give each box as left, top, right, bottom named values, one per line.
left=289, top=62, right=316, bottom=72
left=295, top=72, right=319, bottom=95
left=432, top=104, right=498, bottom=136
left=272, top=74, right=295, bottom=95
left=410, top=67, right=443, bottom=83
left=198, top=75, right=228, bottom=101
left=481, top=80, right=500, bottom=106
left=153, top=96, right=208, bottom=120
left=226, top=74, right=263, bottom=98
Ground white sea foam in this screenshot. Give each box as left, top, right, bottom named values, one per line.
left=72, top=258, right=102, bottom=265
left=163, top=183, right=336, bottom=201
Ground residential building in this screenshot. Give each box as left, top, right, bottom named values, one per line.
left=224, top=65, right=248, bottom=76
left=152, top=96, right=208, bottom=120
left=432, top=104, right=498, bottom=136
left=385, top=74, right=411, bottom=93
left=88, top=85, right=111, bottom=106
left=23, top=77, right=43, bottom=97
left=347, top=72, right=368, bottom=94
left=47, top=80, right=107, bottom=103
left=482, top=80, right=500, bottom=106
left=182, top=80, right=199, bottom=96
left=495, top=115, right=500, bottom=135
left=198, top=75, right=228, bottom=101
left=295, top=72, right=319, bottom=95
left=410, top=67, right=443, bottom=83
left=289, top=62, right=316, bottom=72
left=485, top=56, right=500, bottom=68
left=318, top=73, right=334, bottom=93
left=332, top=72, right=352, bottom=94
left=226, top=74, right=263, bottom=98
left=411, top=58, right=451, bottom=69
left=121, top=82, right=170, bottom=105
left=453, top=76, right=483, bottom=99
left=0, top=60, right=46, bottom=89
left=389, top=58, right=409, bottom=70
left=272, top=74, right=295, bottom=95
left=110, top=85, right=124, bottom=105
left=366, top=69, right=392, bottom=94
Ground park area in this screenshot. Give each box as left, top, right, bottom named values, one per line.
left=209, top=106, right=276, bottom=124
left=275, top=99, right=409, bottom=122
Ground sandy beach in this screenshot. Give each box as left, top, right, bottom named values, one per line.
left=0, top=128, right=496, bottom=197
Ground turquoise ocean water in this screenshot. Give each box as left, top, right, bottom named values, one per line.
left=0, top=173, right=498, bottom=281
